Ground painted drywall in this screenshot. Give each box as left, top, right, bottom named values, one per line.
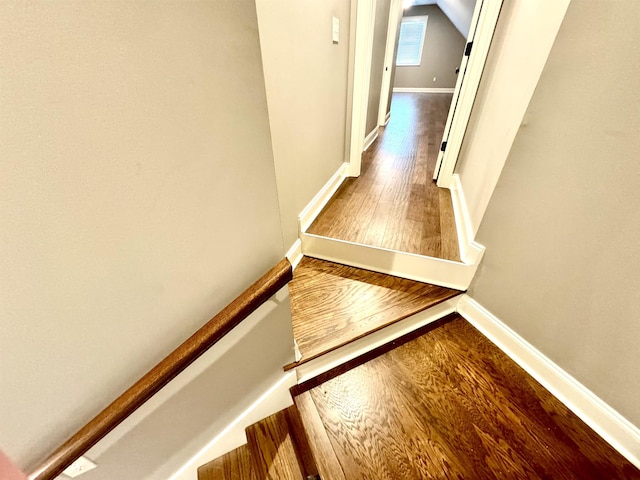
left=365, top=0, right=392, bottom=137
left=0, top=0, right=284, bottom=472
left=454, top=0, right=571, bottom=235
left=386, top=3, right=404, bottom=115
left=469, top=0, right=640, bottom=428
left=393, top=5, right=466, bottom=89
left=81, top=292, right=295, bottom=480
left=255, top=0, right=351, bottom=248
left=436, top=0, right=476, bottom=37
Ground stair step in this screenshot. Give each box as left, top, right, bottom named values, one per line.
left=197, top=444, right=256, bottom=480
left=246, top=406, right=318, bottom=480
left=292, top=315, right=640, bottom=479
left=287, top=256, right=461, bottom=367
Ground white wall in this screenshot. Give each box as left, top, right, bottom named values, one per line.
left=256, top=0, right=352, bottom=248
left=436, top=0, right=475, bottom=38
left=0, top=0, right=284, bottom=472
left=365, top=0, right=392, bottom=136
left=454, top=0, right=571, bottom=235
left=469, top=0, right=640, bottom=429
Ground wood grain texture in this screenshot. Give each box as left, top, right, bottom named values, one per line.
left=283, top=405, right=319, bottom=479
left=303, top=315, right=640, bottom=479
left=287, top=257, right=460, bottom=365
left=289, top=315, right=456, bottom=398
left=28, top=259, right=293, bottom=480
left=197, top=444, right=256, bottom=480
left=245, top=407, right=304, bottom=480
left=294, top=392, right=346, bottom=480
left=308, top=93, right=460, bottom=261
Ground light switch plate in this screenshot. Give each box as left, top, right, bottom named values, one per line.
left=62, top=456, right=97, bottom=478
left=332, top=16, right=340, bottom=43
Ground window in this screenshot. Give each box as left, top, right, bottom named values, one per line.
left=395, top=15, right=428, bottom=66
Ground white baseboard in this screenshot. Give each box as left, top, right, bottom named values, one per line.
left=285, top=239, right=303, bottom=270
left=169, top=371, right=297, bottom=480
left=383, top=111, right=391, bottom=126
left=456, top=295, right=640, bottom=469
left=363, top=127, right=379, bottom=152
left=449, top=174, right=485, bottom=264
left=297, top=296, right=460, bottom=383
left=298, top=162, right=349, bottom=233
left=301, top=233, right=476, bottom=290
left=393, top=87, right=456, bottom=93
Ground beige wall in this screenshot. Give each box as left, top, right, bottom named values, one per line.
left=82, top=293, right=294, bottom=480
left=454, top=0, right=570, bottom=235
left=469, top=0, right=640, bottom=427
left=256, top=0, right=351, bottom=248
left=365, top=0, right=392, bottom=136
left=0, top=0, right=284, bottom=471
left=393, top=5, right=465, bottom=89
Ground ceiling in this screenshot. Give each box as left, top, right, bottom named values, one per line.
left=404, top=0, right=476, bottom=38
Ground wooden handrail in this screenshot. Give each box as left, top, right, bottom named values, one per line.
left=28, top=258, right=292, bottom=480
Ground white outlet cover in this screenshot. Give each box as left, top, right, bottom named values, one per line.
left=62, top=456, right=97, bottom=478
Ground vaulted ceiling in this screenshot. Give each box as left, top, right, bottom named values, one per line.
left=408, top=0, right=476, bottom=38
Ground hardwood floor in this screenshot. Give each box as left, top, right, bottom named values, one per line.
left=298, top=315, right=640, bottom=479
left=288, top=257, right=460, bottom=365
left=200, top=406, right=318, bottom=480
left=307, top=93, right=460, bottom=261
left=197, top=445, right=255, bottom=480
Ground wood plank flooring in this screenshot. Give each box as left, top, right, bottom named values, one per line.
left=198, top=406, right=318, bottom=480
left=308, top=93, right=460, bottom=261
left=299, top=315, right=640, bottom=479
left=245, top=407, right=310, bottom=480
left=197, top=445, right=256, bottom=480
left=288, top=257, right=460, bottom=365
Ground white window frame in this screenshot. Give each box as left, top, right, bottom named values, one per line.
left=395, top=15, right=428, bottom=66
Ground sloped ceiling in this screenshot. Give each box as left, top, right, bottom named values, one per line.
left=410, top=0, right=475, bottom=38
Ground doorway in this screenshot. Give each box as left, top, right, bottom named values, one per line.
left=348, top=0, right=503, bottom=188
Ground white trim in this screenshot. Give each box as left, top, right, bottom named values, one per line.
left=383, top=111, right=391, bottom=126
left=449, top=174, right=484, bottom=264
left=456, top=295, right=640, bottom=469
left=347, top=0, right=377, bottom=177
left=378, top=0, right=403, bottom=127
left=301, top=233, right=476, bottom=290
left=392, top=87, right=455, bottom=93
left=433, top=0, right=484, bottom=181
left=435, top=0, right=504, bottom=187
left=363, top=127, right=379, bottom=152
left=85, top=297, right=288, bottom=460
left=298, top=162, right=349, bottom=233
left=285, top=239, right=303, bottom=271
left=395, top=15, right=429, bottom=66
left=168, top=372, right=297, bottom=480
left=296, top=296, right=460, bottom=383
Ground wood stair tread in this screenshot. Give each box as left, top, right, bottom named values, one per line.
left=291, top=315, right=640, bottom=479
left=198, top=316, right=639, bottom=480
left=288, top=256, right=461, bottom=366
left=246, top=406, right=318, bottom=480
left=197, top=444, right=256, bottom=480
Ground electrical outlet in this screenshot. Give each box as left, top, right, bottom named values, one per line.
left=433, top=77, right=437, bottom=82
left=62, top=456, right=97, bottom=478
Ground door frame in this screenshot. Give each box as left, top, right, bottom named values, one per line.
left=347, top=0, right=503, bottom=184
left=434, top=0, right=504, bottom=187
left=347, top=0, right=377, bottom=177
left=377, top=0, right=403, bottom=127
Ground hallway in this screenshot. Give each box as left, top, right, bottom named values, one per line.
left=307, top=93, right=459, bottom=261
